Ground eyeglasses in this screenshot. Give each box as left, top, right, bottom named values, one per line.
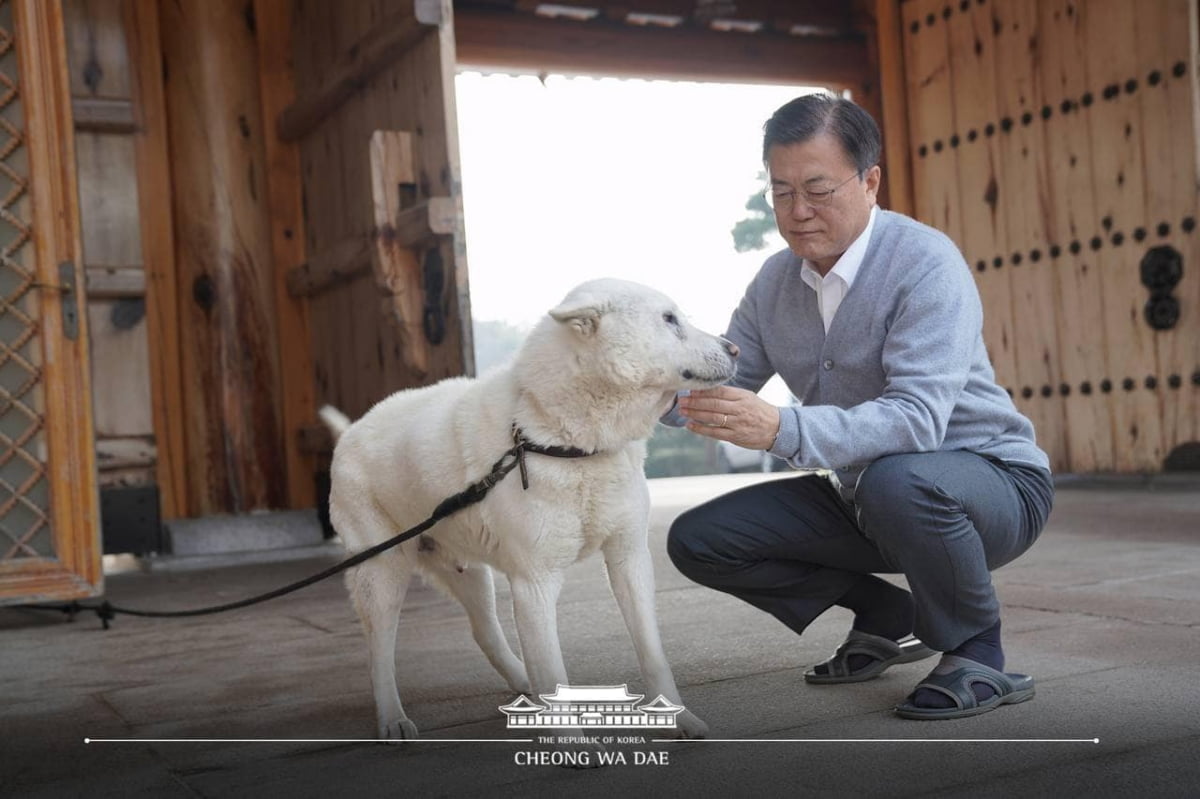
left=765, top=170, right=864, bottom=210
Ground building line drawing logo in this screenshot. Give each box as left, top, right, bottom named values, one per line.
left=499, top=684, right=683, bottom=729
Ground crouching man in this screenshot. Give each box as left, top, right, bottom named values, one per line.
left=664, top=93, right=1053, bottom=719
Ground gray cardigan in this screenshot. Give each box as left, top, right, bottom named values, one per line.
left=717, top=209, right=1049, bottom=487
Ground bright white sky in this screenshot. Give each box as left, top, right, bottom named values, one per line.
left=454, top=72, right=819, bottom=336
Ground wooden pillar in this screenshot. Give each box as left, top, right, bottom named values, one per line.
left=125, top=0, right=188, bottom=519
left=159, top=0, right=285, bottom=514
left=254, top=0, right=317, bottom=510
left=871, top=0, right=914, bottom=217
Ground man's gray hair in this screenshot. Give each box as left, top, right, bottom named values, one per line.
left=762, top=93, right=881, bottom=173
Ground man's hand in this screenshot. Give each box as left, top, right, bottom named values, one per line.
left=678, top=386, right=781, bottom=451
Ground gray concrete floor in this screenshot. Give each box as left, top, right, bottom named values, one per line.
left=2, top=473, right=1199, bottom=798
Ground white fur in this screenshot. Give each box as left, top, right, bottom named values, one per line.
left=325, top=278, right=736, bottom=740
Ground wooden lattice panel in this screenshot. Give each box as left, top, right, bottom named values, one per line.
left=0, top=0, right=100, bottom=605
left=901, top=0, right=1199, bottom=473
left=0, top=0, right=52, bottom=562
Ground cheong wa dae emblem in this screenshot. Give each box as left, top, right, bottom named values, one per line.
left=499, top=684, right=683, bottom=729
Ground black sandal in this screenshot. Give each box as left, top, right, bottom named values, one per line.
left=804, top=630, right=936, bottom=684
left=894, top=655, right=1035, bottom=719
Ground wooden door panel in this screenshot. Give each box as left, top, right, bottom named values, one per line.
left=0, top=0, right=100, bottom=604
left=286, top=0, right=471, bottom=427
left=896, top=0, right=1199, bottom=472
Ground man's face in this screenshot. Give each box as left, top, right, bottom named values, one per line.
left=766, top=133, right=880, bottom=275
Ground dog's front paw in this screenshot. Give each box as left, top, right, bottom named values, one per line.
left=378, top=717, right=419, bottom=740
left=667, top=709, right=708, bottom=739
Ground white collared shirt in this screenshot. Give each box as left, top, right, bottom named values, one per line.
left=799, top=205, right=878, bottom=333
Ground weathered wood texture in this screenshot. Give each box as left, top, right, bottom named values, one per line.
left=95, top=436, right=156, bottom=488
left=66, top=0, right=318, bottom=517
left=278, top=2, right=441, bottom=141
left=368, top=132, right=462, bottom=377
left=292, top=0, right=471, bottom=422
left=124, top=0, right=186, bottom=517
left=454, top=6, right=869, bottom=89
left=64, top=0, right=129, bottom=97
left=74, top=134, right=155, bottom=444
left=867, top=0, right=913, bottom=216
left=160, top=0, right=286, bottom=514
left=1033, top=0, right=1114, bottom=471
left=0, top=0, right=102, bottom=603
left=484, top=0, right=868, bottom=32
left=85, top=299, right=152, bottom=438
left=255, top=0, right=317, bottom=509
left=71, top=96, right=135, bottom=132
left=63, top=0, right=158, bottom=491
left=897, top=0, right=1198, bottom=472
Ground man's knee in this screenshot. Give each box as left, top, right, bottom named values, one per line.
left=666, top=508, right=710, bottom=577
left=855, top=454, right=949, bottom=533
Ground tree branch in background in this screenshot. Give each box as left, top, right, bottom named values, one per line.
left=731, top=171, right=774, bottom=253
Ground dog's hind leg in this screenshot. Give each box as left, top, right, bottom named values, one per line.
left=428, top=562, right=530, bottom=694
left=602, top=540, right=709, bottom=739
left=346, top=553, right=418, bottom=740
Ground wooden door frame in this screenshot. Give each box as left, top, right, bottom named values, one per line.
left=0, top=0, right=101, bottom=603
left=123, top=0, right=186, bottom=520
left=871, top=0, right=915, bottom=218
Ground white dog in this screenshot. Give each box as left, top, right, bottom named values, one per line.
left=321, top=278, right=737, bottom=740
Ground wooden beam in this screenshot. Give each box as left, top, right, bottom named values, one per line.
left=286, top=233, right=373, bottom=297
left=96, top=437, right=157, bottom=471
left=71, top=97, right=136, bottom=133
left=256, top=0, right=317, bottom=509
left=124, top=0, right=186, bottom=520
left=85, top=265, right=145, bottom=298
left=498, top=0, right=861, bottom=34
left=389, top=197, right=458, bottom=248
left=276, top=0, right=444, bottom=141
left=284, top=197, right=456, bottom=298
left=454, top=8, right=868, bottom=88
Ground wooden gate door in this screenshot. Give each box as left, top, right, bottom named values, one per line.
left=0, top=0, right=100, bottom=604
left=899, top=0, right=1199, bottom=473
left=283, top=0, right=472, bottom=426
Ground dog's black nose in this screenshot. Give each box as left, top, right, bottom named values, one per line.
left=721, top=338, right=740, bottom=358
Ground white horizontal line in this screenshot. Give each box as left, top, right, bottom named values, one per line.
left=84, top=738, right=534, bottom=744
left=652, top=738, right=1101, bottom=744
left=84, top=737, right=1100, bottom=745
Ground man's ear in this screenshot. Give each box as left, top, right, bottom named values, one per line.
left=549, top=301, right=604, bottom=336
left=865, top=164, right=882, bottom=204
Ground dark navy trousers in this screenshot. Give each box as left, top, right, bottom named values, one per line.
left=667, top=451, right=1054, bottom=651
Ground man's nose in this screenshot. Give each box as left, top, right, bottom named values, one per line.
left=721, top=338, right=740, bottom=358
left=790, top=199, right=817, bottom=219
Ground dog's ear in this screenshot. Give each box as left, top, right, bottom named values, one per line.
left=549, top=301, right=603, bottom=336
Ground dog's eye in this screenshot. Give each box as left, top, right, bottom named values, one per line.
left=663, top=312, right=679, bottom=326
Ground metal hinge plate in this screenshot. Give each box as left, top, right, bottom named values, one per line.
left=59, top=261, right=78, bottom=340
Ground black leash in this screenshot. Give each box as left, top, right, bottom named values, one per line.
left=26, top=425, right=594, bottom=630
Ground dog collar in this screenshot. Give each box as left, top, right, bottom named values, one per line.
left=510, top=423, right=595, bottom=489
left=511, top=423, right=595, bottom=459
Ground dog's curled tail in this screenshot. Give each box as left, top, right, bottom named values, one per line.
left=318, top=405, right=352, bottom=442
